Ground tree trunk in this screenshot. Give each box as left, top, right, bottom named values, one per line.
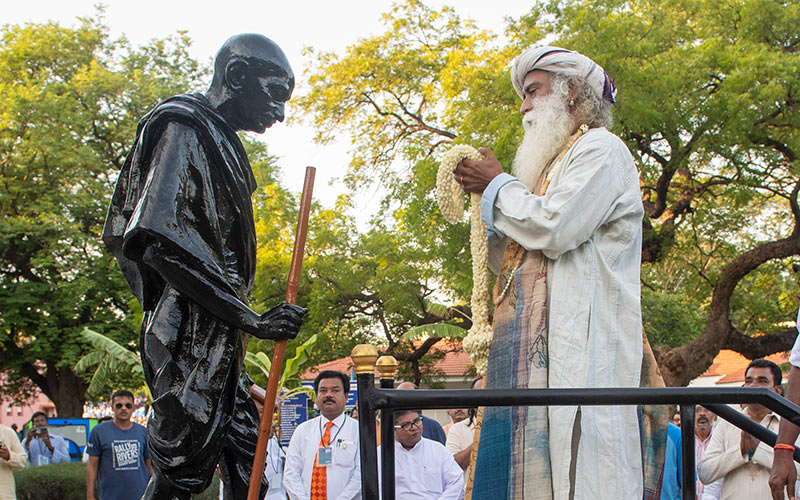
left=44, top=364, right=89, bottom=418
left=654, top=234, right=800, bottom=386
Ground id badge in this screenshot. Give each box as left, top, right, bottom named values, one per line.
left=317, top=446, right=332, bottom=467
left=39, top=455, right=50, bottom=466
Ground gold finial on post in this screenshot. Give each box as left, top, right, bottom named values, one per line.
left=351, top=344, right=379, bottom=374
left=376, top=355, right=398, bottom=380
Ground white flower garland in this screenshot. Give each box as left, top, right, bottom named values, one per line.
left=436, top=145, right=493, bottom=375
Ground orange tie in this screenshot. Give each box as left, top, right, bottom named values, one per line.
left=310, top=421, right=334, bottom=500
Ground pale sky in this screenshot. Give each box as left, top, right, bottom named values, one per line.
left=5, top=0, right=532, bottom=217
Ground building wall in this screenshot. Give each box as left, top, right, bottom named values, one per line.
left=0, top=391, right=56, bottom=429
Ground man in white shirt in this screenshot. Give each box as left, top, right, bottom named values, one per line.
left=284, top=371, right=360, bottom=500
left=699, top=359, right=798, bottom=500
left=380, top=409, right=464, bottom=500
left=445, top=376, right=483, bottom=483
left=0, top=423, right=27, bottom=499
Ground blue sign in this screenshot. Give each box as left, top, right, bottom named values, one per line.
left=279, top=391, right=309, bottom=448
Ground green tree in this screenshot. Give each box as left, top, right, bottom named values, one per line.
left=548, top=0, right=800, bottom=384
left=287, top=0, right=537, bottom=380
left=296, top=0, right=800, bottom=385
left=242, top=131, right=471, bottom=383
left=0, top=15, right=206, bottom=415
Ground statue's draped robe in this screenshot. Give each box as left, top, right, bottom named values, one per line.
left=103, top=93, right=267, bottom=498
left=473, top=128, right=645, bottom=500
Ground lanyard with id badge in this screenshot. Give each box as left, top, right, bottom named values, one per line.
left=318, top=419, right=345, bottom=467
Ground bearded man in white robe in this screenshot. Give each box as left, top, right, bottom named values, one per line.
left=453, top=46, right=644, bottom=500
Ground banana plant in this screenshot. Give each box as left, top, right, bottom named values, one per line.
left=244, top=333, right=319, bottom=402
left=74, top=328, right=150, bottom=400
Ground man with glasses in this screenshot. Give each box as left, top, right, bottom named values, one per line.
left=284, top=371, right=361, bottom=500
left=86, top=390, right=152, bottom=500
left=379, top=409, right=464, bottom=499
left=395, top=382, right=446, bottom=445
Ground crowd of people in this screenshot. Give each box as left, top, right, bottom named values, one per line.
left=82, top=397, right=149, bottom=424
left=659, top=358, right=800, bottom=500
left=0, top=390, right=151, bottom=500
left=243, top=361, right=800, bottom=500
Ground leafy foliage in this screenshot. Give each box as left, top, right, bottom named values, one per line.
left=73, top=328, right=147, bottom=401
left=296, top=0, right=800, bottom=385
left=245, top=333, right=319, bottom=399
left=0, top=14, right=207, bottom=414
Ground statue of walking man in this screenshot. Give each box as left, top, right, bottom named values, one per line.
left=103, top=34, right=307, bottom=500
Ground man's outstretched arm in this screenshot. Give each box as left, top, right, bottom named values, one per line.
left=142, top=244, right=305, bottom=340
left=86, top=455, right=99, bottom=500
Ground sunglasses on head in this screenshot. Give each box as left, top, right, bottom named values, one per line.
left=115, top=403, right=133, bottom=409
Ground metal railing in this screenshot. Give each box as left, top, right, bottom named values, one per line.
left=350, top=345, right=800, bottom=500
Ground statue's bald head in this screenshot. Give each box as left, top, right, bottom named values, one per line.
left=208, top=34, right=295, bottom=133
left=212, top=34, right=294, bottom=88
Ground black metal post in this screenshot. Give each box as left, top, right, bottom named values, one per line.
left=679, top=405, right=696, bottom=500
left=357, top=371, right=379, bottom=500
left=380, top=377, right=395, bottom=500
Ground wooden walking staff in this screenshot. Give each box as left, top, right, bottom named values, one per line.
left=247, top=166, right=316, bottom=500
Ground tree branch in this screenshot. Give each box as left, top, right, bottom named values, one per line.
left=723, top=327, right=797, bottom=359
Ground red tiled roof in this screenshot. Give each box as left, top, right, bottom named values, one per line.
left=701, top=349, right=789, bottom=384
left=300, top=340, right=472, bottom=380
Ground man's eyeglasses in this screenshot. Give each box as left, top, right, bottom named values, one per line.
left=115, top=403, right=133, bottom=409
left=394, top=417, right=423, bottom=431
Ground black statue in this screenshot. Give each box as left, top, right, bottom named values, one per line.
left=103, top=34, right=307, bottom=500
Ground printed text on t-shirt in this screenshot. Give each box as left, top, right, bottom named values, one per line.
left=112, top=440, right=141, bottom=470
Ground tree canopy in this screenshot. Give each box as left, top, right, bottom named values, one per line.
left=295, top=0, right=800, bottom=385
left=3, top=0, right=799, bottom=417
left=0, top=14, right=206, bottom=415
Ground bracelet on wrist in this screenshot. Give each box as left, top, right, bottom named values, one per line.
left=774, top=443, right=795, bottom=452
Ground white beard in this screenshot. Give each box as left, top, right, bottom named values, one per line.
left=512, top=93, right=576, bottom=191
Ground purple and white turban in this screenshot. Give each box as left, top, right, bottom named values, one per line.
left=510, top=46, right=617, bottom=104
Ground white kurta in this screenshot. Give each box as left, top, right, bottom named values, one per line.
left=0, top=424, right=27, bottom=500
left=378, top=437, right=465, bottom=500
left=444, top=420, right=474, bottom=482
left=265, top=436, right=288, bottom=500
left=697, top=409, right=799, bottom=500
left=481, top=127, right=644, bottom=500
